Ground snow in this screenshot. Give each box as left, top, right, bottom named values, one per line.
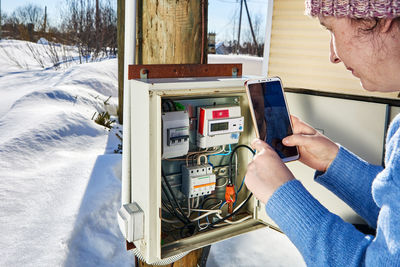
left=208, top=54, right=264, bottom=76
left=0, top=39, right=305, bottom=266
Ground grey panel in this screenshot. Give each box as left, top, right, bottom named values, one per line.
left=390, top=106, right=400, bottom=122
left=283, top=93, right=387, bottom=224
left=286, top=93, right=386, bottom=165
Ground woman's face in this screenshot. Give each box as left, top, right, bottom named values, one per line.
left=319, top=16, right=399, bottom=92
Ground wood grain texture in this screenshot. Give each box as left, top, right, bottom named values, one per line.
left=137, top=249, right=202, bottom=267
left=139, top=0, right=207, bottom=64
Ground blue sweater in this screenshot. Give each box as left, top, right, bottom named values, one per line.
left=266, top=114, right=400, bottom=266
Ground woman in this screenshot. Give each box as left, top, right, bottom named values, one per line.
left=245, top=0, right=400, bottom=266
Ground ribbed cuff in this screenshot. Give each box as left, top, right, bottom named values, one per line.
left=266, top=179, right=330, bottom=243
left=314, top=145, right=353, bottom=182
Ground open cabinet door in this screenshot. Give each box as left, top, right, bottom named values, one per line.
left=256, top=92, right=387, bottom=228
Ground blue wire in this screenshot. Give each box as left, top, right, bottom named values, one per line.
left=236, top=175, right=246, bottom=194
left=233, top=175, right=246, bottom=207
left=208, top=144, right=232, bottom=163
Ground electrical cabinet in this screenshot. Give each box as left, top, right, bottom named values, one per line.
left=123, top=77, right=268, bottom=264
left=119, top=76, right=373, bottom=264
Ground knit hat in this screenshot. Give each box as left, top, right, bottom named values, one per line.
left=305, top=0, right=400, bottom=18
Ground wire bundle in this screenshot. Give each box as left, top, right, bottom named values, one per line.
left=161, top=144, right=255, bottom=238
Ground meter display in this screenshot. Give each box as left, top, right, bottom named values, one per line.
left=210, top=122, right=229, bottom=132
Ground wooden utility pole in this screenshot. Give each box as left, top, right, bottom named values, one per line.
left=117, top=0, right=209, bottom=265
left=118, top=0, right=208, bottom=122
left=96, top=0, right=101, bottom=54
left=236, top=0, right=244, bottom=54
left=137, top=0, right=207, bottom=65
left=43, top=6, right=47, bottom=33
left=243, top=0, right=258, bottom=54
left=117, top=0, right=125, bottom=123
left=0, top=0, right=2, bottom=40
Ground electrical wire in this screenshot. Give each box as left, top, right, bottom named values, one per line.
left=206, top=144, right=255, bottom=229
left=208, top=192, right=253, bottom=228
left=228, top=144, right=255, bottom=184
left=161, top=186, right=189, bottom=225
left=216, top=176, right=228, bottom=188
left=162, top=170, right=192, bottom=225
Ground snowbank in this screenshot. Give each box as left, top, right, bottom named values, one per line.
left=0, top=46, right=133, bottom=266
left=0, top=40, right=304, bottom=266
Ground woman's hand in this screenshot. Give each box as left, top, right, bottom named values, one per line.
left=245, top=139, right=295, bottom=204
left=283, top=115, right=339, bottom=172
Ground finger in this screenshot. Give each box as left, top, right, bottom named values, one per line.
left=283, top=134, right=315, bottom=147
left=290, top=115, right=299, bottom=122
left=291, top=117, right=317, bottom=135
left=250, top=138, right=270, bottom=152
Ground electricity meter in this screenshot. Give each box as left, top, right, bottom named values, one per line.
left=197, top=105, right=244, bottom=148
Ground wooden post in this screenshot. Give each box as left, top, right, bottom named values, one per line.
left=118, top=0, right=209, bottom=265
left=118, top=0, right=208, bottom=122
left=137, top=250, right=203, bottom=267
left=138, top=0, right=208, bottom=64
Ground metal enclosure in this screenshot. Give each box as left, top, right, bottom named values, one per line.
left=121, top=76, right=385, bottom=264
left=126, top=77, right=266, bottom=263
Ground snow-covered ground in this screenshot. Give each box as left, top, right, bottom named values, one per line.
left=0, top=40, right=305, bottom=266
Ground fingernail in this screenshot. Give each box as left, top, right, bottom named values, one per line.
left=282, top=139, right=289, bottom=145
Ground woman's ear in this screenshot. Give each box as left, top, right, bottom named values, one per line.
left=380, top=18, right=395, bottom=33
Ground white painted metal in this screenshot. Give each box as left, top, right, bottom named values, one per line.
left=262, top=0, right=274, bottom=76
left=127, top=77, right=266, bottom=263
left=121, top=0, right=136, bottom=205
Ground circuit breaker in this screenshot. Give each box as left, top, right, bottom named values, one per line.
left=181, top=164, right=216, bottom=198
left=162, top=111, right=190, bottom=159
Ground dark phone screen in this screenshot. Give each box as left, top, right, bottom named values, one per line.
left=248, top=80, right=298, bottom=159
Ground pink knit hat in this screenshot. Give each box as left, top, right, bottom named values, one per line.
left=305, top=0, right=400, bottom=18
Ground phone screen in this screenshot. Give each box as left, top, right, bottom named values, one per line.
left=247, top=80, right=299, bottom=161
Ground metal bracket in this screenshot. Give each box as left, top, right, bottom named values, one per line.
left=232, top=67, right=238, bottom=77
left=128, top=64, right=242, bottom=80
left=140, top=68, right=148, bottom=79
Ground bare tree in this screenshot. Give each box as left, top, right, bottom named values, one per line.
left=61, top=0, right=117, bottom=61
left=13, top=4, right=44, bottom=31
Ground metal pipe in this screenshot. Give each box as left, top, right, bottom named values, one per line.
left=122, top=0, right=136, bottom=205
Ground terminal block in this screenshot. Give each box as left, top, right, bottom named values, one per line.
left=181, top=164, right=216, bottom=198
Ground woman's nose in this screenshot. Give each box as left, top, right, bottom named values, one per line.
left=330, top=37, right=341, bottom=64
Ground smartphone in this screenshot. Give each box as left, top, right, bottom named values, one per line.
left=245, top=77, right=299, bottom=162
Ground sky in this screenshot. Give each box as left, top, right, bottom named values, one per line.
left=1, top=0, right=269, bottom=43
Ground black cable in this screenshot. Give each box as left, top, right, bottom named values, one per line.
left=206, top=144, right=255, bottom=229
left=161, top=169, right=192, bottom=224
left=208, top=192, right=253, bottom=228
left=228, top=144, right=255, bottom=185
left=161, top=185, right=188, bottom=225
left=200, top=197, right=220, bottom=209
left=161, top=198, right=184, bottom=223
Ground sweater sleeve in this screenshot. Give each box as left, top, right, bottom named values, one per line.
left=314, top=146, right=382, bottom=228
left=266, top=180, right=373, bottom=267
left=266, top=116, right=400, bottom=267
